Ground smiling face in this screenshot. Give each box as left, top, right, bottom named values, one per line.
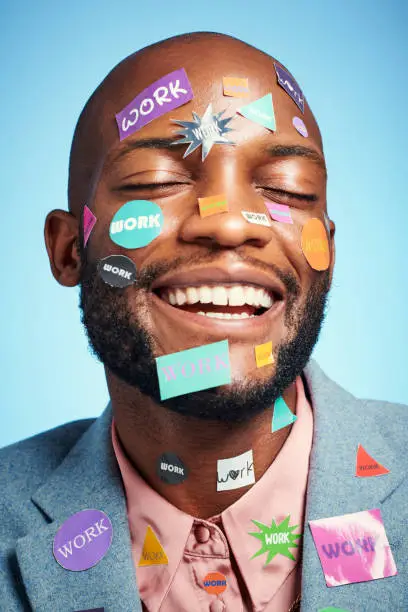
left=64, top=33, right=334, bottom=421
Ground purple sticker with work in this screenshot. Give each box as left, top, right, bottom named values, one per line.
left=116, top=68, right=194, bottom=141
left=274, top=63, right=305, bottom=114
left=53, top=509, right=113, bottom=571
left=83, top=205, right=97, bottom=247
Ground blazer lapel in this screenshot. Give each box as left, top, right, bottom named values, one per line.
left=301, top=361, right=407, bottom=611
left=16, top=406, right=142, bottom=612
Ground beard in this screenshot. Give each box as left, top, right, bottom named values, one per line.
left=79, top=248, right=330, bottom=423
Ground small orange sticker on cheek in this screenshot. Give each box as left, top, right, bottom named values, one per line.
left=301, top=218, right=330, bottom=271
left=198, top=194, right=229, bottom=218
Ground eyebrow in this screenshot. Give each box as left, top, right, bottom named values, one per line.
left=266, top=144, right=326, bottom=173
left=110, top=138, right=184, bottom=163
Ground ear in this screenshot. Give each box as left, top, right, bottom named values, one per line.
left=44, top=209, right=81, bottom=286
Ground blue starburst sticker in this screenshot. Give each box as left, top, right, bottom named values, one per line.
left=172, top=103, right=235, bottom=161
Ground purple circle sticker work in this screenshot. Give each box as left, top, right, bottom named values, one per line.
left=53, top=509, right=113, bottom=571
left=292, top=116, right=308, bottom=138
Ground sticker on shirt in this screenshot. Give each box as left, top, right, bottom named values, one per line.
left=356, top=444, right=390, bottom=478
left=138, top=525, right=169, bottom=567
left=241, top=211, right=271, bottom=227
left=309, top=508, right=397, bottom=587
left=53, top=509, right=113, bottom=571
left=265, top=201, right=293, bottom=224
left=249, top=515, right=302, bottom=564
left=98, top=255, right=136, bottom=288
left=292, top=116, right=308, bottom=138
left=272, top=396, right=297, bottom=433
left=198, top=194, right=228, bottom=218
left=255, top=341, right=274, bottom=368
left=274, top=63, right=305, bottom=113
left=223, top=76, right=249, bottom=98
left=116, top=68, right=193, bottom=141
left=156, top=340, right=231, bottom=401
left=203, top=571, right=227, bottom=595
left=109, top=200, right=163, bottom=249
left=319, top=608, right=351, bottom=612
left=301, top=218, right=330, bottom=271
left=238, top=93, right=276, bottom=131
left=172, top=103, right=235, bottom=161
left=217, top=449, right=255, bottom=492
left=157, top=452, right=188, bottom=485
left=83, top=205, right=97, bottom=247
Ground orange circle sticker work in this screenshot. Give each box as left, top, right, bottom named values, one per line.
left=203, top=571, right=227, bottom=595
left=301, top=218, right=330, bottom=271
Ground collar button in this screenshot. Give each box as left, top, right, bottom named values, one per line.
left=195, top=524, right=211, bottom=543
left=210, top=601, right=226, bottom=612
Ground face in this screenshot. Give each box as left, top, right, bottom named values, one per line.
left=59, top=37, right=334, bottom=421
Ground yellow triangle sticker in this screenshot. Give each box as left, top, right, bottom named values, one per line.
left=138, top=526, right=169, bottom=567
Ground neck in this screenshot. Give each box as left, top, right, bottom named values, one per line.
left=108, top=371, right=297, bottom=519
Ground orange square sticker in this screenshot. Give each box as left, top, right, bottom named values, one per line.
left=255, top=341, right=274, bottom=368
left=198, top=194, right=229, bottom=218
left=223, top=77, right=250, bottom=98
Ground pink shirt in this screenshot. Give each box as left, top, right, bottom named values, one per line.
left=112, top=377, right=313, bottom=612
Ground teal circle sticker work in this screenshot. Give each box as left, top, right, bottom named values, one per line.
left=109, top=200, right=163, bottom=249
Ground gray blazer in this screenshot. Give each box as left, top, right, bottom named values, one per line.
left=0, top=361, right=406, bottom=611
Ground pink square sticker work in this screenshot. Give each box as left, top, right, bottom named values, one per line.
left=309, top=509, right=397, bottom=587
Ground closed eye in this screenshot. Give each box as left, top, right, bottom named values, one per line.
left=258, top=186, right=318, bottom=203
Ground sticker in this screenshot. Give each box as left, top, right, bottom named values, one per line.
left=241, top=211, right=271, bottom=227
left=265, top=201, right=293, bottom=224
left=309, top=508, right=397, bottom=587
left=272, top=397, right=297, bottom=433
left=157, top=452, right=188, bottom=484
left=198, top=194, right=228, bottom=218
left=173, top=103, right=234, bottom=161
left=74, top=609, right=104, bottom=612
left=319, top=608, right=350, bottom=612
left=138, top=525, right=168, bottom=567
left=223, top=76, right=249, bottom=98
left=83, top=205, right=97, bottom=247
left=274, top=63, right=305, bottom=113
left=255, top=341, right=274, bottom=368
left=109, top=200, right=163, bottom=249
left=301, top=218, right=330, bottom=271
left=116, top=68, right=193, bottom=141
left=53, top=509, right=113, bottom=572
left=203, top=571, right=227, bottom=595
left=97, top=255, right=136, bottom=288
left=217, top=449, right=255, bottom=492
left=292, top=116, right=308, bottom=138
left=238, top=93, right=276, bottom=131
left=156, top=340, right=231, bottom=401
left=356, top=444, right=390, bottom=477
left=249, top=515, right=302, bottom=564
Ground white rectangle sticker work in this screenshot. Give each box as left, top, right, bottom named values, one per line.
left=241, top=211, right=271, bottom=227
left=217, top=449, right=255, bottom=492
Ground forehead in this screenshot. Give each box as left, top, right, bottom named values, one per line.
left=97, top=37, right=323, bottom=163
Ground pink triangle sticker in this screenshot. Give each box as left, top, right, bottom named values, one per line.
left=83, top=205, right=97, bottom=247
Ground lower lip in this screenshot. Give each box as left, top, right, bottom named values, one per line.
left=150, top=292, right=285, bottom=339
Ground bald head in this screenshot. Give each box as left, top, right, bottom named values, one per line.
left=68, top=31, right=323, bottom=217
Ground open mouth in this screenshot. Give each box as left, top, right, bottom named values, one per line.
left=155, top=284, right=276, bottom=320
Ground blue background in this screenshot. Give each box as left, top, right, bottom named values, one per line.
left=1, top=1, right=407, bottom=447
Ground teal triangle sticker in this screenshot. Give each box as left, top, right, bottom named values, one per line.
left=272, top=396, right=297, bottom=432
left=238, top=93, right=276, bottom=131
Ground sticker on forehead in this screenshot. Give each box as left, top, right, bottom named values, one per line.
left=265, top=202, right=293, bottom=224
left=198, top=194, right=228, bottom=218
left=172, top=103, right=234, bottom=161
left=301, top=218, right=330, bottom=271
left=217, top=449, right=255, bottom=491
left=309, top=508, right=397, bottom=587
left=242, top=211, right=271, bottom=227
left=53, top=509, right=113, bottom=571
left=83, top=205, right=97, bottom=247
left=109, top=200, right=163, bottom=249
left=292, top=116, right=308, bottom=138
left=98, top=255, right=136, bottom=288
left=116, top=68, right=193, bottom=141
left=274, top=63, right=305, bottom=113
left=155, top=340, right=231, bottom=400
left=223, top=76, right=250, bottom=98
left=238, top=94, right=276, bottom=131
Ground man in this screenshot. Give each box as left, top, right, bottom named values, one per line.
left=0, top=31, right=406, bottom=612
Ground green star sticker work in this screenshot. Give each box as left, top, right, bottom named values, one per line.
left=249, top=515, right=302, bottom=564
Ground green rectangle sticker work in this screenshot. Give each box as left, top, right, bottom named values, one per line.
left=155, top=340, right=231, bottom=400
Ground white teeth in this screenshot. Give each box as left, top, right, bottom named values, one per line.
left=212, top=286, right=228, bottom=306
left=198, top=286, right=212, bottom=303
left=175, top=288, right=187, bottom=306
left=186, top=287, right=199, bottom=304
left=169, top=291, right=176, bottom=305
left=162, top=284, right=274, bottom=309
left=228, top=286, right=246, bottom=306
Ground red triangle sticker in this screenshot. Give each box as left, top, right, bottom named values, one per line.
left=356, top=444, right=390, bottom=477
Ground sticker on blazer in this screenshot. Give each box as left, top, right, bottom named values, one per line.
left=249, top=514, right=302, bottom=564
left=74, top=608, right=105, bottom=612
left=53, top=509, right=113, bottom=571
left=318, top=608, right=350, bottom=612
left=309, top=508, right=397, bottom=587
left=356, top=444, right=390, bottom=477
